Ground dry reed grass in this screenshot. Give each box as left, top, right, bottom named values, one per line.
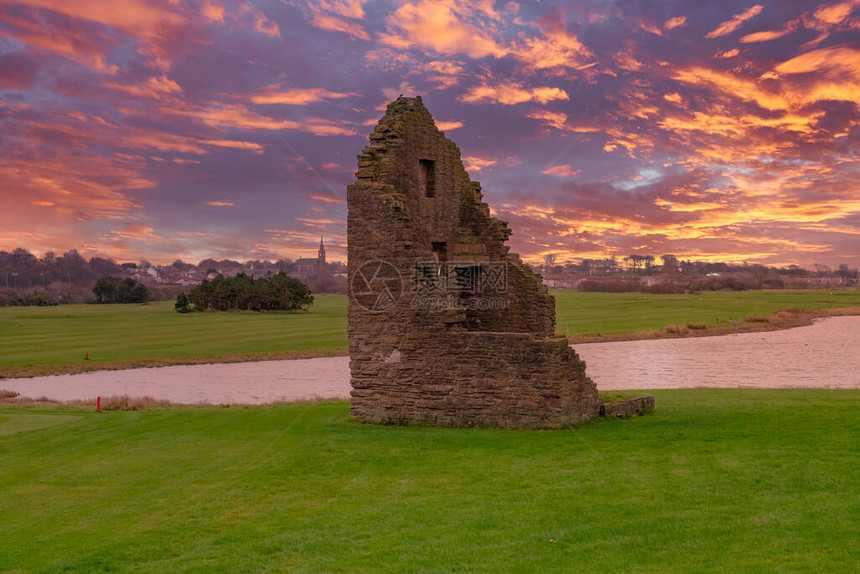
left=93, top=395, right=172, bottom=411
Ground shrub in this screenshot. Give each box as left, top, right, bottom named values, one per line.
left=579, top=279, right=639, bottom=293
left=643, top=282, right=686, bottom=294
left=186, top=272, right=313, bottom=312
left=1, top=289, right=59, bottom=307
left=92, top=277, right=150, bottom=304
left=98, top=395, right=171, bottom=411
left=665, top=324, right=690, bottom=334
left=175, top=292, right=193, bottom=313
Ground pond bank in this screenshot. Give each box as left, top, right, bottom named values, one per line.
left=568, top=306, right=860, bottom=343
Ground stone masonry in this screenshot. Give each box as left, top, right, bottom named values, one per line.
left=347, top=97, right=602, bottom=428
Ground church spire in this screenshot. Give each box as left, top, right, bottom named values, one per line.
left=318, top=235, right=326, bottom=264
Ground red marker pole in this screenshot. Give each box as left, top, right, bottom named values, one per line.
left=97, top=396, right=100, bottom=412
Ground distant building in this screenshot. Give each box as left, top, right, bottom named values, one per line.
left=291, top=237, right=328, bottom=280
left=542, top=274, right=582, bottom=289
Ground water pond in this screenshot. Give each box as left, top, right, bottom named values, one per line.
left=2, top=316, right=857, bottom=404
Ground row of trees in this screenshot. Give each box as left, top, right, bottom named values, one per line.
left=541, top=253, right=859, bottom=279
left=578, top=273, right=789, bottom=294
left=0, top=248, right=128, bottom=289
left=0, top=247, right=319, bottom=288
left=177, top=272, right=314, bottom=312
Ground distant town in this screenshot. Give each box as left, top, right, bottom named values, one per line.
left=0, top=243, right=857, bottom=306
left=0, top=238, right=345, bottom=305
left=532, top=254, right=859, bottom=293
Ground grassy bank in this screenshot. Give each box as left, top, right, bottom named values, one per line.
left=0, top=295, right=348, bottom=377
left=554, top=289, right=860, bottom=339
left=0, top=390, right=857, bottom=572
left=1, top=290, right=858, bottom=377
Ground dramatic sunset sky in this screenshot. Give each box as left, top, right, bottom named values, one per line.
left=1, top=0, right=858, bottom=267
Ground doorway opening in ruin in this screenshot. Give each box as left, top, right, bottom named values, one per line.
left=419, top=159, right=436, bottom=198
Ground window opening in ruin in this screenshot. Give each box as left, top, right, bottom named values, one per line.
left=419, top=159, right=436, bottom=198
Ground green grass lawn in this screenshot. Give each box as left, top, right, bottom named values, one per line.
left=0, top=295, right=347, bottom=369
left=553, top=289, right=860, bottom=336
left=1, top=390, right=857, bottom=572
left=1, top=290, right=858, bottom=372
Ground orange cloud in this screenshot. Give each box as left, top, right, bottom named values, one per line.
left=741, top=29, right=791, bottom=43
left=813, top=1, right=857, bottom=25
left=658, top=110, right=823, bottom=138
left=296, top=217, right=342, bottom=227
left=460, top=82, right=569, bottom=105
left=314, top=0, right=368, bottom=19
left=775, top=45, right=860, bottom=106
left=510, top=14, right=595, bottom=70
left=423, top=60, right=464, bottom=75
left=672, top=66, right=789, bottom=111
left=0, top=155, right=148, bottom=224
left=615, top=51, right=643, bottom=72
left=413, top=60, right=465, bottom=89
left=716, top=48, right=741, bottom=58
left=203, top=2, right=225, bottom=24
left=527, top=109, right=602, bottom=133
left=378, top=1, right=598, bottom=74
left=705, top=4, right=764, bottom=38
left=249, top=86, right=356, bottom=105
left=0, top=9, right=119, bottom=73
left=3, top=0, right=189, bottom=70
left=164, top=103, right=358, bottom=136
left=309, top=195, right=343, bottom=204
left=246, top=5, right=279, bottom=38
left=105, top=75, right=183, bottom=99
left=121, top=131, right=208, bottom=155
left=201, top=140, right=265, bottom=153
left=638, top=19, right=662, bottom=35
left=775, top=44, right=860, bottom=76
left=541, top=164, right=581, bottom=178
left=204, top=200, right=235, bottom=207
left=309, top=11, right=370, bottom=40
left=462, top=156, right=498, bottom=173
left=664, top=16, right=687, bottom=30
left=435, top=120, right=464, bottom=131
left=380, top=0, right=507, bottom=59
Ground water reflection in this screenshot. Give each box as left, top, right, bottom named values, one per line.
left=575, top=316, right=859, bottom=390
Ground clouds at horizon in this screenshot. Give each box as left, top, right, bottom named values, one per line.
left=1, top=0, right=858, bottom=267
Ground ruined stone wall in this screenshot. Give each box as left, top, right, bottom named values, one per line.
left=348, top=97, right=600, bottom=428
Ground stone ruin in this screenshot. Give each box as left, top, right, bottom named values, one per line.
left=347, top=96, right=622, bottom=428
